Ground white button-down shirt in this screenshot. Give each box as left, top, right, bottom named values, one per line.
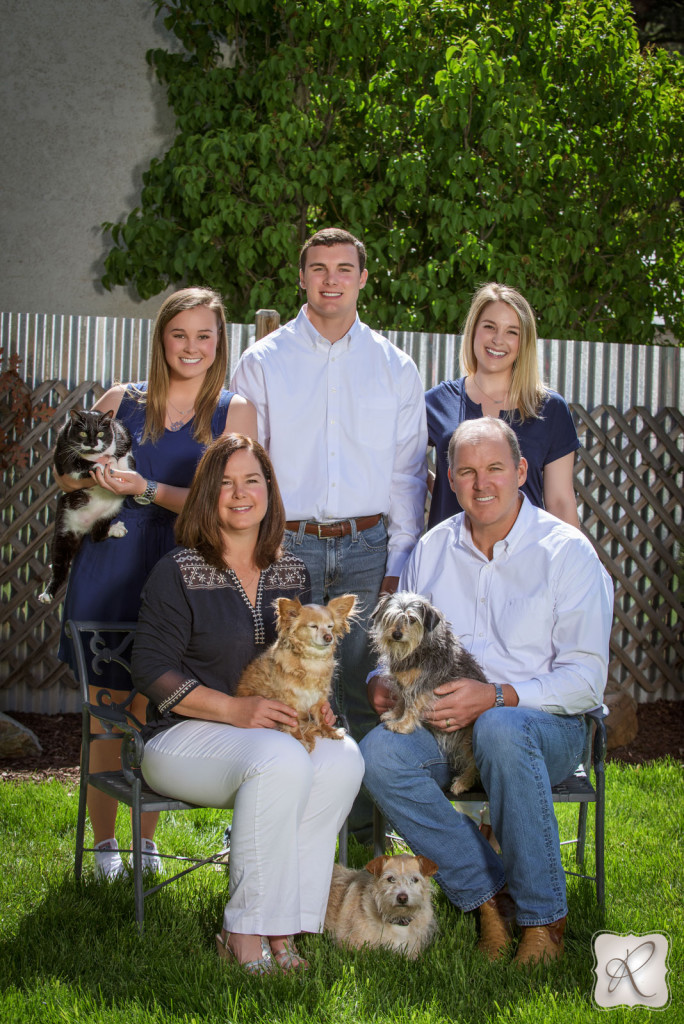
left=399, top=496, right=614, bottom=714
left=231, top=307, right=427, bottom=577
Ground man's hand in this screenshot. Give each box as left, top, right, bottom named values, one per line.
left=379, top=575, right=399, bottom=595
left=424, top=679, right=497, bottom=731
left=367, top=674, right=397, bottom=715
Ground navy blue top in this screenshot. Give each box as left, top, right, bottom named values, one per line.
left=425, top=377, right=580, bottom=529
left=59, top=385, right=235, bottom=688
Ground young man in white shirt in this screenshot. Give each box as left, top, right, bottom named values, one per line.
left=231, top=228, right=427, bottom=838
left=361, top=417, right=613, bottom=964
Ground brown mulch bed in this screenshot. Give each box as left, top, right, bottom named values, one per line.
left=1, top=702, right=683, bottom=785
left=605, top=699, right=684, bottom=767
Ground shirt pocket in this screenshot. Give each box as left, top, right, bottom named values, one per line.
left=352, top=398, right=399, bottom=451
left=494, top=595, right=554, bottom=650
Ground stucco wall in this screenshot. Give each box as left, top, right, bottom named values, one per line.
left=0, top=0, right=178, bottom=318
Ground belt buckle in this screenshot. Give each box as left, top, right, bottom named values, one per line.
left=316, top=522, right=327, bottom=539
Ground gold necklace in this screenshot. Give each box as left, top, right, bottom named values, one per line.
left=227, top=564, right=259, bottom=588
left=472, top=374, right=510, bottom=406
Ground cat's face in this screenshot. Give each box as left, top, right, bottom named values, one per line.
left=67, top=410, right=115, bottom=454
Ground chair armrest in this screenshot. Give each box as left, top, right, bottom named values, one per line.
left=585, top=707, right=607, bottom=766
left=84, top=695, right=146, bottom=772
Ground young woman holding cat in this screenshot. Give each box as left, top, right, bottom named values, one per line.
left=56, top=287, right=256, bottom=881
left=425, top=282, right=580, bottom=529
left=132, top=434, right=364, bottom=974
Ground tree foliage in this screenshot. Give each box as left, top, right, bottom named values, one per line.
left=102, top=0, right=684, bottom=343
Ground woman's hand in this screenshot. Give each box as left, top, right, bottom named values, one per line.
left=320, top=701, right=337, bottom=728
left=228, top=695, right=300, bottom=730
left=90, top=463, right=146, bottom=497
left=54, top=467, right=96, bottom=493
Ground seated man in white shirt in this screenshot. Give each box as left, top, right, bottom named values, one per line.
left=231, top=228, right=427, bottom=840
left=361, top=417, right=613, bottom=965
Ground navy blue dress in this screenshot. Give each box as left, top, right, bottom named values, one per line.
left=59, top=384, right=234, bottom=688
left=425, top=377, right=580, bottom=529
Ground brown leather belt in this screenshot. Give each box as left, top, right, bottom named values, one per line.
left=285, top=514, right=383, bottom=539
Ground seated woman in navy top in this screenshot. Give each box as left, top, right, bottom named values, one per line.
left=425, top=283, right=580, bottom=529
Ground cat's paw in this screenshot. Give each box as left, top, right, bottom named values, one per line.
left=107, top=522, right=128, bottom=538
left=38, top=590, right=53, bottom=604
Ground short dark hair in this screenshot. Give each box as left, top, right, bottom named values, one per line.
left=299, top=228, right=366, bottom=272
left=175, top=434, right=285, bottom=571
left=448, top=418, right=522, bottom=471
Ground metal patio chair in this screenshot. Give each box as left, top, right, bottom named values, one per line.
left=67, top=620, right=230, bottom=931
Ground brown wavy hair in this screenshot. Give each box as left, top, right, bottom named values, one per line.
left=299, top=228, right=367, bottom=272
left=175, top=434, right=285, bottom=571
left=459, top=283, right=547, bottom=421
left=140, top=287, right=228, bottom=444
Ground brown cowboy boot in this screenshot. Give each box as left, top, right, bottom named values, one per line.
left=513, top=916, right=567, bottom=966
left=477, top=890, right=517, bottom=960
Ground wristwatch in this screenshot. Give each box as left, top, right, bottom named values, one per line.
left=134, top=479, right=158, bottom=505
left=492, top=683, right=505, bottom=708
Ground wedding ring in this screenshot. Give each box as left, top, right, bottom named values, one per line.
left=446, top=718, right=451, bottom=728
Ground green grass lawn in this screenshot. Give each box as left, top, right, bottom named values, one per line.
left=1, top=759, right=681, bottom=1024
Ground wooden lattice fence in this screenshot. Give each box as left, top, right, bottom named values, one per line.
left=1, top=384, right=682, bottom=709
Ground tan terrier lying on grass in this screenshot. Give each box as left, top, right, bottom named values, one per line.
left=325, top=853, right=439, bottom=958
left=236, top=594, right=356, bottom=751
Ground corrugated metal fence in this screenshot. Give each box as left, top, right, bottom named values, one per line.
left=2, top=310, right=683, bottom=409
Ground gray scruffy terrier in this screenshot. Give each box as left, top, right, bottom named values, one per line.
left=370, top=592, right=490, bottom=795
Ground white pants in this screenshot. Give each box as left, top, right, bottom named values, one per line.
left=142, top=721, right=365, bottom=936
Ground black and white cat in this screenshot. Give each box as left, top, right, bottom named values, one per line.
left=38, top=409, right=135, bottom=603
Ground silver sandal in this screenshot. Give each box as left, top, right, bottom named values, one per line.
left=271, top=936, right=310, bottom=972
left=215, top=933, right=276, bottom=976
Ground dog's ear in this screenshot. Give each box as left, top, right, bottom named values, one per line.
left=416, top=856, right=439, bottom=878
left=275, top=597, right=302, bottom=628
left=370, top=592, right=392, bottom=622
left=328, top=593, right=356, bottom=635
left=422, top=605, right=442, bottom=633
left=364, top=856, right=389, bottom=877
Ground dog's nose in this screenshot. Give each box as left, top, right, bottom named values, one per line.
left=323, top=631, right=333, bottom=643
left=392, top=628, right=403, bottom=640
left=396, top=893, right=408, bottom=905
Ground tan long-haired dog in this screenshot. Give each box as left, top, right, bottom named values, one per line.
left=235, top=594, right=356, bottom=751
left=325, top=854, right=439, bottom=958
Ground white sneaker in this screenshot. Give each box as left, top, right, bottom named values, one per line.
left=142, top=838, right=163, bottom=874
left=94, top=838, right=126, bottom=881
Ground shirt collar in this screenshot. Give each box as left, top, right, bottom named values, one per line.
left=456, top=492, right=532, bottom=561
left=297, top=305, right=360, bottom=350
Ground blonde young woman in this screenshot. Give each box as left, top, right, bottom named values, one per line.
left=56, top=287, right=256, bottom=880
left=425, top=283, right=580, bottom=529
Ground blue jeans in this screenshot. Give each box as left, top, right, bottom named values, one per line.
left=360, top=707, right=587, bottom=925
left=283, top=518, right=387, bottom=742
left=284, top=519, right=388, bottom=835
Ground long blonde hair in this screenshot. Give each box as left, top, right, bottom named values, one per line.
left=141, top=287, right=228, bottom=444
left=459, top=283, right=546, bottom=421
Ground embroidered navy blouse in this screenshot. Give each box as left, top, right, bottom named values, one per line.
left=132, top=547, right=311, bottom=736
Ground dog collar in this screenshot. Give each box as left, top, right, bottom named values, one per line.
left=390, top=917, right=411, bottom=927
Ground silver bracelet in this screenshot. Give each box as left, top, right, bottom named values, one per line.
left=134, top=479, right=158, bottom=505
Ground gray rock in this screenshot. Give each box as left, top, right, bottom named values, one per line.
left=0, top=712, right=43, bottom=757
